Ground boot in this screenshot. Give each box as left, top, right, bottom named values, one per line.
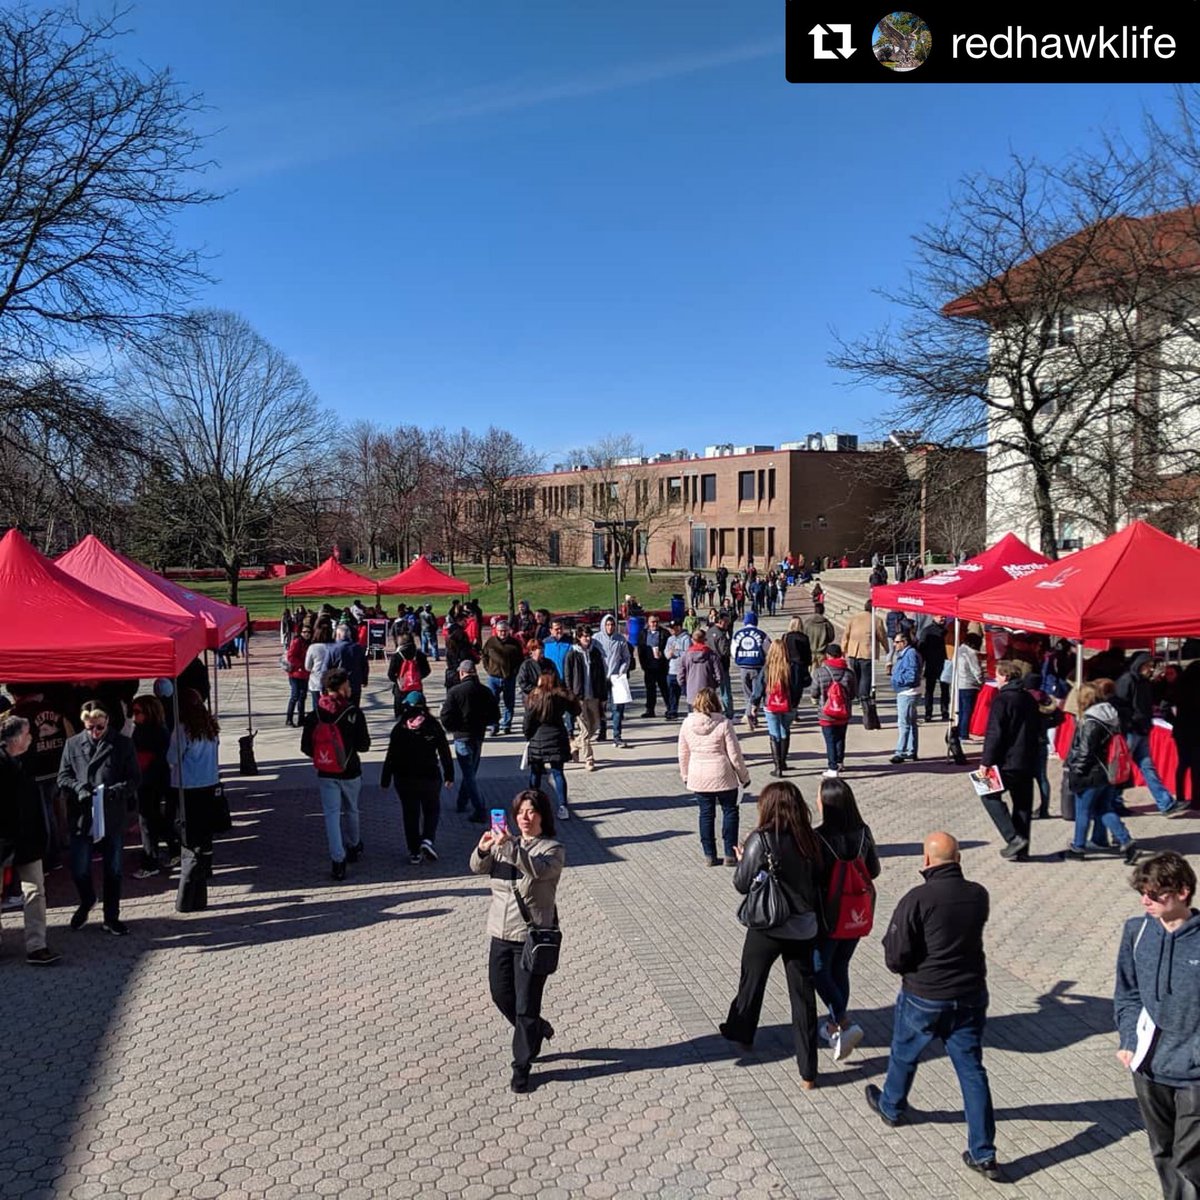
left=781, top=733, right=791, bottom=775
left=769, top=738, right=782, bottom=777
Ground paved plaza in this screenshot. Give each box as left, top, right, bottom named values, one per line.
left=3, top=604, right=1196, bottom=1199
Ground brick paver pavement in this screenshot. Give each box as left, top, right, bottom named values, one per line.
left=2, top=606, right=1193, bottom=1199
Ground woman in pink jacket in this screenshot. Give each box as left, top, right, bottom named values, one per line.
left=678, top=687, right=752, bottom=866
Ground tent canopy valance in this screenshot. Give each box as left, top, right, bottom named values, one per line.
left=377, top=555, right=470, bottom=596
left=57, top=534, right=246, bottom=648
left=956, top=521, right=1200, bottom=640
left=871, top=533, right=1051, bottom=617
left=282, top=556, right=379, bottom=598
left=0, top=530, right=207, bottom=682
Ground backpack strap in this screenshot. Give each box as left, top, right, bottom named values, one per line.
left=513, top=883, right=559, bottom=930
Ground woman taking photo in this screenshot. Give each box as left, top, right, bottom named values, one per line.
left=522, top=666, right=581, bottom=821
left=171, top=688, right=222, bottom=913
left=469, top=788, right=565, bottom=1093
left=813, top=777, right=880, bottom=1063
left=284, top=623, right=312, bottom=727
left=720, top=781, right=824, bottom=1088
left=678, top=687, right=751, bottom=866
left=762, top=639, right=796, bottom=778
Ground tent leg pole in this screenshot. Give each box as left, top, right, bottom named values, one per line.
left=244, top=623, right=254, bottom=736
left=951, top=621, right=960, bottom=726
left=869, top=606, right=876, bottom=701
left=210, top=649, right=219, bottom=717
left=1076, top=642, right=1084, bottom=695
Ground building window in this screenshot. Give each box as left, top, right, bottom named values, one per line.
left=800, top=520, right=812, bottom=530
left=1040, top=311, right=1075, bottom=349
left=738, top=471, right=755, bottom=503
left=757, top=470, right=765, bottom=505
left=668, top=477, right=682, bottom=505
left=767, top=527, right=775, bottom=561
left=767, top=468, right=776, bottom=503
left=817, top=514, right=828, bottom=528
left=749, top=528, right=766, bottom=560
left=701, top=473, right=716, bottom=503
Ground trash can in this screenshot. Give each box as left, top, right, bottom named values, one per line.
left=626, top=615, right=644, bottom=647
left=670, top=594, right=685, bottom=622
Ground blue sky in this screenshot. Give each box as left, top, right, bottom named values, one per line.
left=98, top=1, right=1175, bottom=464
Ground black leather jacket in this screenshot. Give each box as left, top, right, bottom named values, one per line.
left=1066, top=703, right=1120, bottom=792
left=733, top=826, right=821, bottom=939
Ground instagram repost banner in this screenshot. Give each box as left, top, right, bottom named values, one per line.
left=787, top=2, right=1199, bottom=83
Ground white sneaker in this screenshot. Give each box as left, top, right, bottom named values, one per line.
left=556, top=805, right=570, bottom=820
left=835, top=1023, right=864, bottom=1062
left=420, top=839, right=438, bottom=862
left=822, top=768, right=839, bottom=779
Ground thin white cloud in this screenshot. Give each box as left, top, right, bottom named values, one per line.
left=215, top=39, right=776, bottom=185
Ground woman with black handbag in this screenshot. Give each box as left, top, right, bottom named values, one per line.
left=469, top=788, right=565, bottom=1093
left=720, top=781, right=824, bottom=1089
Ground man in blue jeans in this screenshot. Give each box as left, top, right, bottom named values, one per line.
left=1114, top=653, right=1189, bottom=817
left=889, top=630, right=921, bottom=764
left=865, top=831, right=1005, bottom=1183
left=438, top=663, right=500, bottom=823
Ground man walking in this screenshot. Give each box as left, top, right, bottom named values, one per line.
left=707, top=610, right=735, bottom=720
left=866, top=831, right=1004, bottom=1183
left=730, top=611, right=769, bottom=731
left=1115, top=851, right=1200, bottom=1198
left=481, top=618, right=524, bottom=736
left=439, top=663, right=501, bottom=823
left=327, top=622, right=369, bottom=708
left=565, top=624, right=607, bottom=771
left=889, top=630, right=922, bottom=764
left=664, top=619, right=690, bottom=720
left=841, top=601, right=887, bottom=718
left=978, top=661, right=1038, bottom=861
left=1115, top=654, right=1189, bottom=817
left=804, top=603, right=836, bottom=669
left=638, top=614, right=672, bottom=719
left=919, top=614, right=950, bottom=723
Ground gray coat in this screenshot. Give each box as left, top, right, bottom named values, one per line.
left=470, top=834, right=565, bottom=941
left=57, top=730, right=141, bottom=839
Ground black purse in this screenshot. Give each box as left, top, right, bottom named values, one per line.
left=737, top=830, right=792, bottom=931
left=209, top=783, right=232, bottom=836
left=514, top=888, right=562, bottom=975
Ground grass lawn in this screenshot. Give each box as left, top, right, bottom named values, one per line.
left=186, top=565, right=691, bottom=621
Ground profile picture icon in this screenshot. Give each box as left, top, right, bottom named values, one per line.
left=873, top=12, right=931, bottom=72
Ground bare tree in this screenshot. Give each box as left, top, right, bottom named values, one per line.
left=122, top=309, right=334, bottom=604
left=831, top=138, right=1200, bottom=557
left=377, top=425, right=435, bottom=565
left=0, top=6, right=216, bottom=372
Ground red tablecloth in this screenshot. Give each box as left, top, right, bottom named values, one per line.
left=1051, top=713, right=1188, bottom=800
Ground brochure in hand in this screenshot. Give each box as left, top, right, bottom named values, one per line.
left=969, top=766, right=1004, bottom=796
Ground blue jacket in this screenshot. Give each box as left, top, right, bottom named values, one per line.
left=1115, top=910, right=1200, bottom=1086
left=542, top=635, right=573, bottom=679
left=168, top=730, right=220, bottom=790
left=891, top=646, right=921, bottom=692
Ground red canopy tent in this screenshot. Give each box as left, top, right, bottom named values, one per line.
left=871, top=533, right=1051, bottom=616
left=377, top=555, right=470, bottom=595
left=0, top=529, right=207, bottom=682
left=282, top=556, right=379, bottom=598
left=957, top=521, right=1200, bottom=639
left=56, top=534, right=246, bottom=647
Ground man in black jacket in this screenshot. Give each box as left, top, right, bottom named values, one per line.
left=439, top=663, right=500, bottom=823
left=565, top=625, right=608, bottom=770
left=866, top=832, right=1004, bottom=1182
left=637, top=614, right=671, bottom=719
left=1114, top=652, right=1186, bottom=816
left=978, top=662, right=1040, bottom=860
left=327, top=622, right=369, bottom=707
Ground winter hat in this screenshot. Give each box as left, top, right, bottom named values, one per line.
left=403, top=691, right=425, bottom=707
left=742, top=611, right=758, bottom=626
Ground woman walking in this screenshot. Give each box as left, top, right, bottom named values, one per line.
left=678, top=687, right=751, bottom=866
left=304, top=621, right=335, bottom=716
left=380, top=691, right=453, bottom=865
left=811, top=642, right=857, bottom=777
left=523, top=667, right=581, bottom=821
left=813, top=778, right=880, bottom=1062
left=954, top=632, right=985, bottom=740
left=720, top=781, right=824, bottom=1088
left=470, top=788, right=565, bottom=1093
left=131, top=694, right=173, bottom=877
left=171, top=688, right=222, bottom=913
left=762, top=639, right=796, bottom=778
left=284, top=624, right=311, bottom=727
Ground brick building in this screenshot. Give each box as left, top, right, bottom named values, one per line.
left=503, top=441, right=932, bottom=571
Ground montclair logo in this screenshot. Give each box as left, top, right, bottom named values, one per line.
left=1034, top=566, right=1082, bottom=590
left=953, top=25, right=1176, bottom=61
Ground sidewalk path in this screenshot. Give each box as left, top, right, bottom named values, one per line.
left=0, top=616, right=1185, bottom=1199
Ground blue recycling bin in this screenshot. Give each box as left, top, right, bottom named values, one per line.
left=626, top=615, right=644, bottom=647
left=670, top=594, right=686, bottom=622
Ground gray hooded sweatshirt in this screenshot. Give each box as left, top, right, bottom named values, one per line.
left=593, top=616, right=631, bottom=676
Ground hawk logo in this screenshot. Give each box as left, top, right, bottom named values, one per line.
left=1034, top=566, right=1082, bottom=590
left=809, top=23, right=856, bottom=60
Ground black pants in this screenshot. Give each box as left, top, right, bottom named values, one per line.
left=925, top=675, right=950, bottom=721
left=176, top=786, right=215, bottom=913
left=724, top=928, right=817, bottom=1081
left=488, top=937, right=550, bottom=1072
left=849, top=657, right=873, bottom=703
left=1133, top=1073, right=1200, bottom=1199
left=397, top=778, right=441, bottom=855
left=643, top=667, right=670, bottom=715
left=981, top=771, right=1034, bottom=849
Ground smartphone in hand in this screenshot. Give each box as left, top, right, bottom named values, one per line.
left=490, top=808, right=507, bottom=837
